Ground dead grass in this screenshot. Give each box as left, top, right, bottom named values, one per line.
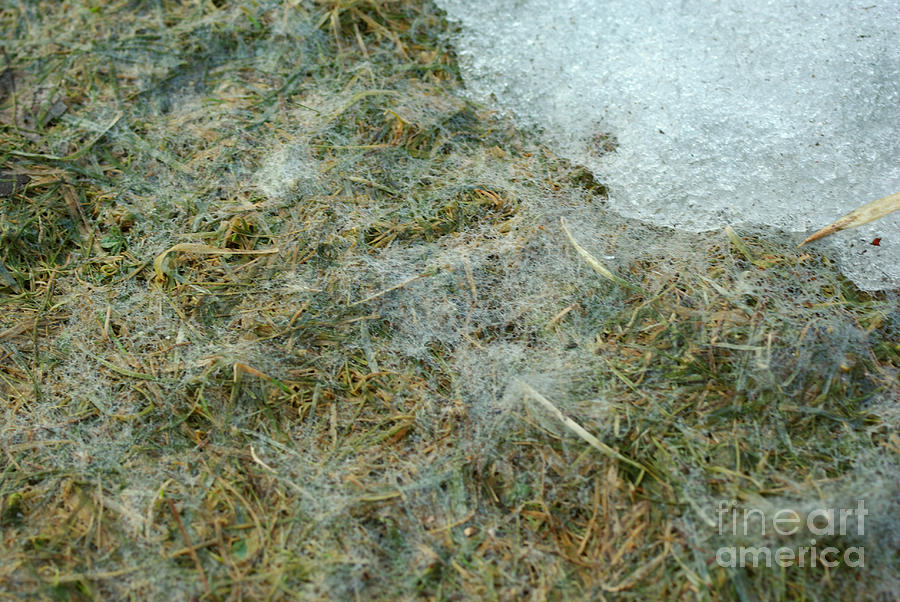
left=1, top=1, right=898, bottom=600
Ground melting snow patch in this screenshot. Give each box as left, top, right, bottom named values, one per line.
left=437, top=0, right=900, bottom=289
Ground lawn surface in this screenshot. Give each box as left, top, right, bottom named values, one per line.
left=1, top=1, right=898, bottom=599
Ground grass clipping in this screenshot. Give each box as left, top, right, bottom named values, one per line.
left=800, top=190, right=900, bottom=246
left=153, top=243, right=279, bottom=285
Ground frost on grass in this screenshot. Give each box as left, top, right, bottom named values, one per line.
left=1, top=0, right=898, bottom=600
left=256, top=143, right=323, bottom=202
